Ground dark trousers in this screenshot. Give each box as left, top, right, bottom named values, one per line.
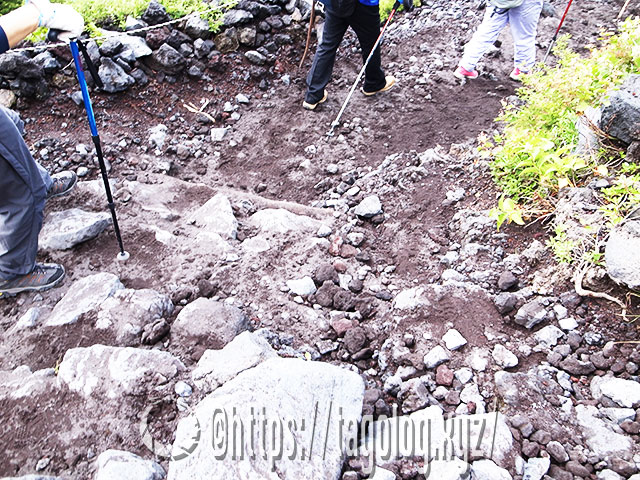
left=0, top=106, right=51, bottom=280
left=305, top=2, right=387, bottom=104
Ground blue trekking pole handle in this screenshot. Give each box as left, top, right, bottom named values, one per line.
left=70, top=40, right=98, bottom=136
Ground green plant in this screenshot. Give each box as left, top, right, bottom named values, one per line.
left=489, top=18, right=640, bottom=213
left=0, top=0, right=22, bottom=16
left=546, top=225, right=576, bottom=264
left=379, top=0, right=421, bottom=22
left=489, top=196, right=525, bottom=230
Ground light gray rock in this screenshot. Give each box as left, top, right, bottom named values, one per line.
left=467, top=348, right=489, bottom=372
left=575, top=404, right=633, bottom=459
left=0, top=476, right=62, bottom=480
left=575, top=106, right=601, bottom=156
left=0, top=366, right=56, bottom=400
left=99, top=58, right=135, bottom=93
left=11, top=307, right=41, bottom=331
left=471, top=459, right=512, bottom=480
left=424, top=459, right=470, bottom=479
left=191, top=331, right=278, bottom=394
left=492, top=345, right=519, bottom=368
left=455, top=368, right=474, bottom=384
left=286, top=276, right=317, bottom=296
left=443, top=328, right=467, bottom=350
left=424, top=345, right=451, bottom=369
left=605, top=218, right=640, bottom=290
left=514, top=299, right=550, bottom=329
left=534, top=325, right=565, bottom=349
left=189, top=193, right=238, bottom=239
left=171, top=297, right=248, bottom=348
left=393, top=287, right=431, bottom=310
left=597, top=376, right=640, bottom=408
left=39, top=208, right=110, bottom=250
left=58, top=344, right=184, bottom=400
left=245, top=50, right=266, bottom=65
left=95, top=449, right=165, bottom=480
left=523, top=457, right=550, bottom=480
left=445, top=411, right=514, bottom=462
left=222, top=9, right=253, bottom=27
left=96, top=288, right=174, bottom=345
left=601, top=407, right=636, bottom=424
left=210, top=127, right=230, bottom=142
left=558, top=317, right=579, bottom=331
left=369, top=467, right=397, bottom=480
left=248, top=208, right=322, bottom=234
left=354, top=195, right=383, bottom=218
left=46, top=273, right=124, bottom=326
left=167, top=358, right=364, bottom=480
left=148, top=124, right=167, bottom=149
left=597, top=470, right=624, bottom=480
left=117, top=34, right=152, bottom=58
left=241, top=235, right=270, bottom=253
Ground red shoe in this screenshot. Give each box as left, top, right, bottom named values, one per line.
left=510, top=67, right=528, bottom=81
left=453, top=66, right=479, bottom=80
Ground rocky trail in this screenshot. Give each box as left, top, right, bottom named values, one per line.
left=1, top=0, right=639, bottom=478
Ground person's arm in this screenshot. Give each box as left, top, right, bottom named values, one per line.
left=0, top=0, right=83, bottom=53
left=0, top=4, right=40, bottom=49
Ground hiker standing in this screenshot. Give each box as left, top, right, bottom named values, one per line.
left=454, top=0, right=543, bottom=81
left=303, top=0, right=397, bottom=110
left=0, top=0, right=84, bottom=296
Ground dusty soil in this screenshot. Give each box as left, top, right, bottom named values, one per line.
left=1, top=0, right=639, bottom=477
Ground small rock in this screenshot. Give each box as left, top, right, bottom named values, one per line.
left=286, top=276, right=317, bottom=296
left=354, top=195, right=383, bottom=218
left=442, top=328, right=467, bottom=351
left=424, top=345, right=451, bottom=369
left=498, top=271, right=518, bottom=291
left=492, top=344, right=519, bottom=368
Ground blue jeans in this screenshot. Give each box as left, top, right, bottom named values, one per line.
left=305, top=2, right=387, bottom=103
left=0, top=106, right=52, bottom=280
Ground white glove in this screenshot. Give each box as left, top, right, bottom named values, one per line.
left=26, top=0, right=84, bottom=41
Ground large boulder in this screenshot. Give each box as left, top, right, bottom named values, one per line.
left=605, top=218, right=640, bottom=290
left=96, top=288, right=174, bottom=345
left=601, top=74, right=640, bottom=144
left=248, top=208, right=323, bottom=235
left=171, top=297, right=249, bottom=348
left=38, top=208, right=110, bottom=251
left=95, top=450, right=165, bottom=480
left=575, top=404, right=633, bottom=460
left=167, top=358, right=364, bottom=479
left=45, top=273, right=124, bottom=326
left=191, top=331, right=278, bottom=394
left=189, top=193, right=238, bottom=239
left=57, top=344, right=184, bottom=400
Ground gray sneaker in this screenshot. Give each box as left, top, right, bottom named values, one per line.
left=0, top=263, right=65, bottom=297
left=47, top=171, right=77, bottom=199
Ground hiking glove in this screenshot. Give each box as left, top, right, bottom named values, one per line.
left=26, top=0, right=84, bottom=41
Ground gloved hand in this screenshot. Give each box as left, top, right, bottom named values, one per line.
left=26, top=0, right=84, bottom=41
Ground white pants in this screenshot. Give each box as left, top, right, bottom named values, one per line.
left=460, top=0, right=543, bottom=73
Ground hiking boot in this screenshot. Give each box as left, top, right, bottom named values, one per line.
left=509, top=67, right=528, bottom=81
left=46, top=171, right=77, bottom=199
left=361, top=75, right=396, bottom=96
left=0, top=263, right=65, bottom=296
left=453, top=66, right=479, bottom=80
left=303, top=90, right=328, bottom=111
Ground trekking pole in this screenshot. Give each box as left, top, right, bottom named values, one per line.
left=542, top=0, right=575, bottom=64
left=68, top=39, right=130, bottom=262
left=327, top=1, right=402, bottom=137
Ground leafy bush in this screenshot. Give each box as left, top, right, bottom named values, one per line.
left=0, top=0, right=22, bottom=16
left=379, top=0, right=421, bottom=22
left=487, top=17, right=640, bottom=225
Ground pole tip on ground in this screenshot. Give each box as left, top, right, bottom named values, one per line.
left=117, top=251, right=130, bottom=262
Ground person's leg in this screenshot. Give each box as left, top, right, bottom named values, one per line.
left=350, top=3, right=386, bottom=92
left=459, top=6, right=510, bottom=72
left=509, top=0, right=543, bottom=72
left=305, top=10, right=350, bottom=104
left=0, top=107, right=47, bottom=280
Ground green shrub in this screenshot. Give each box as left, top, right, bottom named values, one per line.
left=487, top=17, right=640, bottom=222
left=379, top=0, right=421, bottom=22
left=0, top=0, right=22, bottom=16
